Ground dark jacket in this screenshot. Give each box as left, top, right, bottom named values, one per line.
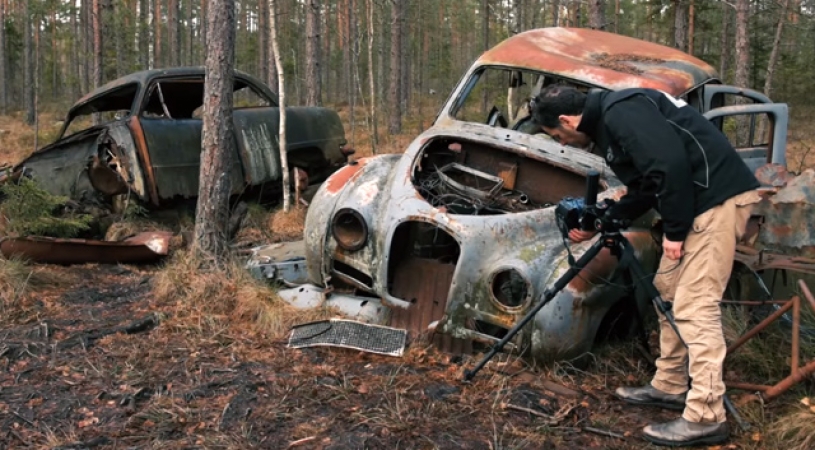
left=576, top=88, right=760, bottom=242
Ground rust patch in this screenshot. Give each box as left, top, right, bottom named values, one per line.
left=389, top=257, right=473, bottom=355
left=591, top=52, right=665, bottom=75
left=477, top=27, right=717, bottom=96
left=324, top=159, right=368, bottom=194
left=0, top=232, right=173, bottom=265
left=128, top=116, right=160, bottom=205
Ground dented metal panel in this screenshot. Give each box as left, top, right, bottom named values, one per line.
left=753, top=169, right=815, bottom=257
left=477, top=28, right=718, bottom=96
left=0, top=232, right=173, bottom=265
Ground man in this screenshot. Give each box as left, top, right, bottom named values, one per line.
left=529, top=85, right=761, bottom=447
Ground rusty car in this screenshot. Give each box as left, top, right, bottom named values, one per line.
left=8, top=67, right=353, bottom=208
left=257, top=27, right=795, bottom=365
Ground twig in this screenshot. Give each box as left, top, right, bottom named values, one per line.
left=287, top=436, right=317, bottom=448
left=10, top=409, right=37, bottom=428
left=581, top=426, right=626, bottom=440
left=501, top=403, right=559, bottom=424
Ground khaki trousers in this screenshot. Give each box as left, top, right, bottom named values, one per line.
left=650, top=189, right=761, bottom=423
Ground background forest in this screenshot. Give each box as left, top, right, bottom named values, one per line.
left=1, top=0, right=815, bottom=166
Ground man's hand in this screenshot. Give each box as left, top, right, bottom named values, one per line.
left=663, top=237, right=684, bottom=260
left=568, top=229, right=598, bottom=243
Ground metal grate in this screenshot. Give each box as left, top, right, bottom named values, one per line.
left=287, top=319, right=408, bottom=357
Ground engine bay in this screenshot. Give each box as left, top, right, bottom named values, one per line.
left=412, top=138, right=598, bottom=215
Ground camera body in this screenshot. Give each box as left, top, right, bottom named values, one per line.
left=555, top=171, right=627, bottom=239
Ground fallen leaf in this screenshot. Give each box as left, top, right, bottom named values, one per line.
left=78, top=417, right=99, bottom=428
left=143, top=419, right=155, bottom=427
left=801, top=397, right=811, bottom=406
left=357, top=384, right=369, bottom=394
left=751, top=432, right=761, bottom=441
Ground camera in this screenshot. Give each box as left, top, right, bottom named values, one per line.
left=555, top=171, right=626, bottom=239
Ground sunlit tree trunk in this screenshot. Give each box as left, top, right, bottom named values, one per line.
left=588, top=0, right=604, bottom=30
left=270, top=0, right=291, bottom=212
left=367, top=0, right=377, bottom=154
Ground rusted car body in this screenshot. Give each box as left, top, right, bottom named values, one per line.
left=275, top=28, right=794, bottom=363
left=10, top=67, right=351, bottom=207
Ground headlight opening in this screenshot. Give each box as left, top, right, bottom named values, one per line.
left=331, top=208, right=368, bottom=252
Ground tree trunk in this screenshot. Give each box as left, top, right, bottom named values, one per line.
left=764, top=0, right=790, bottom=98
left=687, top=0, right=694, bottom=55
left=168, top=0, right=178, bottom=66
left=387, top=0, right=403, bottom=135
left=399, top=0, right=408, bottom=112
left=93, top=0, right=103, bottom=88
left=24, top=0, right=35, bottom=125
left=673, top=0, right=686, bottom=51
left=194, top=0, right=236, bottom=262
left=305, top=0, right=321, bottom=106
left=481, top=0, right=488, bottom=112
left=367, top=0, right=377, bottom=154
left=154, top=0, right=162, bottom=67
left=200, top=0, right=206, bottom=56
left=719, top=1, right=730, bottom=81
left=734, top=0, right=749, bottom=89
left=258, top=0, right=268, bottom=84
left=139, top=0, right=149, bottom=68
left=269, top=0, right=290, bottom=212
left=551, top=0, right=559, bottom=26
left=588, top=0, right=604, bottom=30
left=0, top=0, right=6, bottom=114
left=115, top=1, right=123, bottom=77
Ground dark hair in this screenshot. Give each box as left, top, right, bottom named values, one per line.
left=530, top=85, right=587, bottom=128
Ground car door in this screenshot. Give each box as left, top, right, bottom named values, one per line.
left=699, top=84, right=789, bottom=173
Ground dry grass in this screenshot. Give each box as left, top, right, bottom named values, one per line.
left=151, top=249, right=331, bottom=340
left=266, top=204, right=307, bottom=241
left=769, top=398, right=815, bottom=450
left=0, top=255, right=76, bottom=325
left=0, top=111, right=65, bottom=167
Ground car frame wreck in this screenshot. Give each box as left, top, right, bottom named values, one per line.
left=7, top=67, right=353, bottom=208
left=257, top=27, right=799, bottom=365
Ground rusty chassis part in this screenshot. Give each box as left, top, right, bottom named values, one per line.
left=725, top=279, right=815, bottom=402
left=0, top=232, right=173, bottom=265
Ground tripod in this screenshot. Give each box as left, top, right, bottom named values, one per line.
left=461, top=227, right=750, bottom=431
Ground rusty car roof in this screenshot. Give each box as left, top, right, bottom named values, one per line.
left=476, top=28, right=719, bottom=96
left=71, top=67, right=272, bottom=112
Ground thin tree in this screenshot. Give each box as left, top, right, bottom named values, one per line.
left=270, top=0, right=291, bottom=212
left=734, top=0, right=749, bottom=90
left=24, top=0, right=35, bottom=125
left=367, top=0, right=378, bottom=154
left=673, top=0, right=686, bottom=51
left=0, top=0, right=6, bottom=115
left=387, top=0, right=403, bottom=135
left=193, top=0, right=236, bottom=262
left=305, top=0, right=321, bottom=106
left=764, top=0, right=790, bottom=98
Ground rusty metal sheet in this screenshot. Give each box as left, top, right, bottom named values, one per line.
left=753, top=169, right=815, bottom=257
left=477, top=28, right=718, bottom=96
left=0, top=232, right=173, bottom=265
left=389, top=257, right=473, bottom=355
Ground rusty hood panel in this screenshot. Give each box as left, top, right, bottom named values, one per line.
left=477, top=28, right=718, bottom=96
left=0, top=232, right=173, bottom=265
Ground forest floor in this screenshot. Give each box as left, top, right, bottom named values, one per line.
left=2, top=110, right=815, bottom=450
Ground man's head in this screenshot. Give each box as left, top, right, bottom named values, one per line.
left=530, top=85, right=592, bottom=148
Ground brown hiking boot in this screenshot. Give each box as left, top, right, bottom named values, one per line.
left=643, top=417, right=729, bottom=447
left=614, top=384, right=686, bottom=411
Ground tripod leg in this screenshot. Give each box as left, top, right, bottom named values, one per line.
left=463, top=238, right=608, bottom=381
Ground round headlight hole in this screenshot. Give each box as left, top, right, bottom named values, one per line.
left=491, top=268, right=529, bottom=309
left=331, top=208, right=368, bottom=252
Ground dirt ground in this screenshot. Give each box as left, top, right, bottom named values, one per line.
left=1, top=257, right=801, bottom=450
